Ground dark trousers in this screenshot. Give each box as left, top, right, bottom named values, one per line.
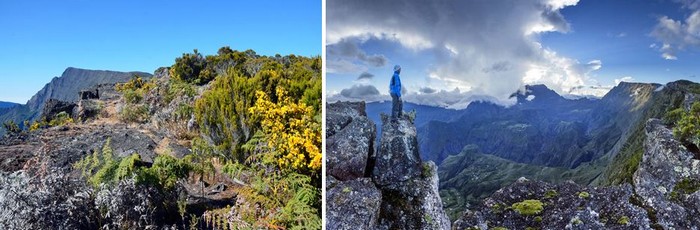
left=391, top=93, right=403, bottom=120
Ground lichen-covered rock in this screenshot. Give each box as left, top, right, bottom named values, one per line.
left=453, top=178, right=650, bottom=230
left=327, top=178, right=382, bottom=230
left=326, top=101, right=376, bottom=181
left=0, top=169, right=100, bottom=229
left=378, top=161, right=451, bottom=230
left=326, top=102, right=450, bottom=230
left=373, top=113, right=422, bottom=188
left=326, top=101, right=368, bottom=137
left=633, top=118, right=700, bottom=229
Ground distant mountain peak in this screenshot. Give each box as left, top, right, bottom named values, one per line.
left=510, top=84, right=564, bottom=103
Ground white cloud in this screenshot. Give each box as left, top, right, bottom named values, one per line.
left=650, top=9, right=700, bottom=60
left=614, top=76, right=635, bottom=85
left=327, top=0, right=605, bottom=105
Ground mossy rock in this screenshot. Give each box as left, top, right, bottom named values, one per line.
left=511, top=199, right=544, bottom=216
left=577, top=191, right=590, bottom=199
left=544, top=189, right=558, bottom=199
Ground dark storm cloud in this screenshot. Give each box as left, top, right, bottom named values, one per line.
left=327, top=39, right=387, bottom=73
left=340, top=84, right=381, bottom=98
left=419, top=87, right=437, bottom=94
left=358, top=72, right=374, bottom=80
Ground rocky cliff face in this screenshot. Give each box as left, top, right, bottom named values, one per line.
left=326, top=101, right=450, bottom=230
left=633, top=119, right=700, bottom=229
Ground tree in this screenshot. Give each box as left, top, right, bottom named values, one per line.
left=170, top=49, right=209, bottom=84
left=3, top=120, right=20, bottom=134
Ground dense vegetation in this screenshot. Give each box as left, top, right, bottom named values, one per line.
left=116, top=76, right=155, bottom=123
left=84, top=47, right=321, bottom=228
left=188, top=47, right=322, bottom=228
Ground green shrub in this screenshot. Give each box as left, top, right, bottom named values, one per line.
left=74, top=139, right=192, bottom=190
left=122, top=90, right=143, bottom=104
left=119, top=104, right=150, bottom=123
left=2, top=120, right=20, bottom=133
left=116, top=76, right=155, bottom=104
left=669, top=178, right=700, bottom=201
left=137, top=154, right=193, bottom=190
left=422, top=162, right=432, bottom=178
left=74, top=139, right=119, bottom=187
left=170, top=49, right=210, bottom=85
left=175, top=103, right=193, bottom=121
left=48, top=111, right=74, bottom=127
left=511, top=199, right=544, bottom=216
left=664, top=108, right=685, bottom=125
left=670, top=101, right=700, bottom=146
left=165, top=79, right=196, bottom=104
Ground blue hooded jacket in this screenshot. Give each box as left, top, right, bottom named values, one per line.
left=389, top=70, right=402, bottom=97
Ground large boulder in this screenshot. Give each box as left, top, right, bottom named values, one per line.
left=41, top=99, right=76, bottom=121
left=633, top=119, right=700, bottom=229
left=373, top=113, right=422, bottom=188
left=326, top=101, right=376, bottom=181
left=453, top=178, right=650, bottom=229
left=327, top=177, right=382, bottom=230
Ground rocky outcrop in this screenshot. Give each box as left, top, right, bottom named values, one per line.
left=326, top=101, right=450, bottom=230
left=453, top=178, right=651, bottom=229
left=327, top=177, right=382, bottom=230
left=41, top=99, right=76, bottom=121
left=326, top=101, right=376, bottom=181
left=0, top=124, right=158, bottom=173
left=373, top=113, right=422, bottom=187
left=374, top=114, right=450, bottom=230
left=633, top=119, right=700, bottom=229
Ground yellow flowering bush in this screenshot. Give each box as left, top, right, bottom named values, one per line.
left=249, top=88, right=321, bottom=173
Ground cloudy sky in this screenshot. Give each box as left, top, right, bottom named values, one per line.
left=326, top=0, right=700, bottom=109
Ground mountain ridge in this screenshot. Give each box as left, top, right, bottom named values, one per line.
left=0, top=67, right=153, bottom=135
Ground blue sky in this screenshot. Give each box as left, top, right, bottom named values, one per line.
left=327, top=0, right=700, bottom=109
left=0, top=0, right=320, bottom=103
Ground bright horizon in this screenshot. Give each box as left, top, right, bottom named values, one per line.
left=0, top=1, right=321, bottom=104
left=326, top=0, right=700, bottom=109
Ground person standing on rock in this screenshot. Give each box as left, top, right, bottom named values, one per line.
left=390, top=64, right=403, bottom=121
